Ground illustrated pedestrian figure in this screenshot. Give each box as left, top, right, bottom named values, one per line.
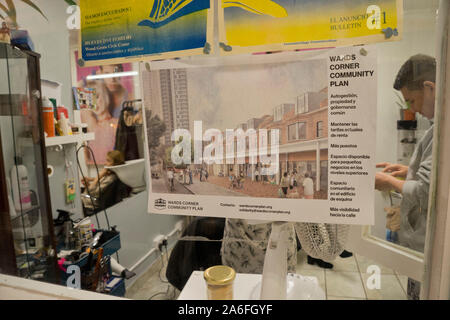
left=229, top=169, right=236, bottom=189
left=288, top=171, right=293, bottom=190
left=179, top=169, right=185, bottom=185
left=167, top=168, right=174, bottom=192
left=303, top=172, right=314, bottom=199
left=293, top=170, right=298, bottom=187
left=280, top=172, right=289, bottom=198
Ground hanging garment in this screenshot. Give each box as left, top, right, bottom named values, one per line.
left=114, top=107, right=140, bottom=161
left=166, top=217, right=225, bottom=291
left=221, top=219, right=298, bottom=274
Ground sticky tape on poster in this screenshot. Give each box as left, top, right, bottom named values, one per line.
left=47, top=165, right=54, bottom=178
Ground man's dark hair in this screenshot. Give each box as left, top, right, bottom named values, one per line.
left=393, top=54, right=436, bottom=90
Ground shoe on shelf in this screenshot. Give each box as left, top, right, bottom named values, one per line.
left=307, top=255, right=333, bottom=269
left=339, top=250, right=353, bottom=258
left=121, top=269, right=136, bottom=279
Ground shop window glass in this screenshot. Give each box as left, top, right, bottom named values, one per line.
left=0, top=0, right=445, bottom=302
left=296, top=94, right=307, bottom=114
left=317, top=121, right=323, bottom=138
left=288, top=123, right=297, bottom=141
left=298, top=122, right=306, bottom=140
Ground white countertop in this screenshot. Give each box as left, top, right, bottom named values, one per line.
left=178, top=271, right=326, bottom=300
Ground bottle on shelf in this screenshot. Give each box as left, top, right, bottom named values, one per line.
left=42, top=96, right=55, bottom=137
left=10, top=156, right=32, bottom=211
left=57, top=107, right=72, bottom=136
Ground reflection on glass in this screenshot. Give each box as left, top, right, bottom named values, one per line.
left=75, top=61, right=139, bottom=164
left=73, top=54, right=146, bottom=215
left=78, top=99, right=146, bottom=217
left=371, top=2, right=439, bottom=258
left=0, top=43, right=59, bottom=283
left=370, top=1, right=441, bottom=301
left=375, top=55, right=436, bottom=253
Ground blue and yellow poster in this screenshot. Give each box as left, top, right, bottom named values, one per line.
left=219, top=0, right=403, bottom=54
left=80, top=0, right=213, bottom=65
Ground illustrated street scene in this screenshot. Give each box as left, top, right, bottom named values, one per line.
left=143, top=59, right=329, bottom=200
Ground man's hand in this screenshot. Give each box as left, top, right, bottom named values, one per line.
left=375, top=172, right=393, bottom=191
left=376, top=162, right=391, bottom=169
left=375, top=172, right=405, bottom=193
left=376, top=162, right=408, bottom=178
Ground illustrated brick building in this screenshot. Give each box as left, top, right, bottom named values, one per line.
left=205, top=87, right=329, bottom=192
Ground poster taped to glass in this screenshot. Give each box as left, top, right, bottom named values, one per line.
left=143, top=46, right=378, bottom=225
left=79, top=0, right=214, bottom=66
left=219, top=0, right=403, bottom=55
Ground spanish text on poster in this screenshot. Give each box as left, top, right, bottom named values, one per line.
left=79, top=0, right=213, bottom=66
left=143, top=46, right=377, bottom=224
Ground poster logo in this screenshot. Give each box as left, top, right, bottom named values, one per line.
left=155, top=198, right=167, bottom=210
left=139, top=0, right=210, bottom=28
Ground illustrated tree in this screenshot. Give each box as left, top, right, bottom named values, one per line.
left=146, top=110, right=166, bottom=166
left=164, top=136, right=195, bottom=170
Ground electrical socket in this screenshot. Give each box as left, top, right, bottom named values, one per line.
left=153, top=234, right=165, bottom=251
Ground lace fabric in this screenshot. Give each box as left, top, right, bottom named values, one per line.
left=294, top=223, right=349, bottom=262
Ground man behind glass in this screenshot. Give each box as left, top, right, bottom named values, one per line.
left=375, top=54, right=436, bottom=299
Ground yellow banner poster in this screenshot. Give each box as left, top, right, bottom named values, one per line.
left=219, top=0, right=403, bottom=55
left=79, top=0, right=214, bottom=66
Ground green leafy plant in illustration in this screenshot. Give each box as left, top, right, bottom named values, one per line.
left=0, top=0, right=78, bottom=25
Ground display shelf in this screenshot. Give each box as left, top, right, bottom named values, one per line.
left=45, top=132, right=95, bottom=147
left=0, top=42, right=59, bottom=283
left=18, top=132, right=95, bottom=148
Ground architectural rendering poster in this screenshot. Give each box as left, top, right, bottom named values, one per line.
left=79, top=0, right=214, bottom=66
left=144, top=46, right=377, bottom=225
left=219, top=0, right=402, bottom=55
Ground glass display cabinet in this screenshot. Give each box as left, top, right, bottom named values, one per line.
left=0, top=42, right=59, bottom=283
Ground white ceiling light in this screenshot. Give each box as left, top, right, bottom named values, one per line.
left=86, top=71, right=138, bottom=80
